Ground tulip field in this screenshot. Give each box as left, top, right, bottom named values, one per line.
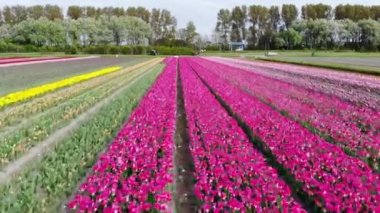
left=0, top=55, right=379, bottom=212
left=0, top=56, right=164, bottom=211
left=66, top=56, right=379, bottom=212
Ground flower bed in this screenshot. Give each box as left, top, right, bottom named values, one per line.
left=179, top=58, right=305, bottom=212
left=191, top=59, right=380, bottom=211
left=67, top=58, right=177, bottom=212
left=193, top=58, right=380, bottom=168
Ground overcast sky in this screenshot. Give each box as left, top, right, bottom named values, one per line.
left=0, top=0, right=377, bottom=35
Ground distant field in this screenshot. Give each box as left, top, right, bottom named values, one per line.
left=253, top=57, right=380, bottom=75
left=202, top=50, right=380, bottom=58
left=275, top=57, right=380, bottom=68
left=203, top=50, right=380, bottom=74
left=0, top=56, right=149, bottom=95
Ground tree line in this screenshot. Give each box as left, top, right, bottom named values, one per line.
left=215, top=4, right=380, bottom=51
left=0, top=5, right=201, bottom=54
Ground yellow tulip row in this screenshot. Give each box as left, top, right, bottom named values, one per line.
left=0, top=66, right=122, bottom=109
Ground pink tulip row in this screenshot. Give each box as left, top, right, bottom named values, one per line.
left=209, top=57, right=380, bottom=110
left=190, top=60, right=380, bottom=212
left=67, top=58, right=177, bottom=212
left=192, top=58, right=380, bottom=164
left=179, top=58, right=306, bottom=212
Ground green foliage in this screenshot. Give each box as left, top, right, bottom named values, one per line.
left=109, top=46, right=120, bottom=54
left=82, top=45, right=109, bottom=54
left=0, top=5, right=155, bottom=51
left=120, top=46, right=133, bottom=54
left=27, top=5, right=44, bottom=19
left=0, top=42, right=24, bottom=52
left=12, top=17, right=65, bottom=47
left=301, top=4, right=332, bottom=20
left=0, top=24, right=12, bottom=40
left=185, top=21, right=198, bottom=44
left=133, top=45, right=145, bottom=54
left=64, top=45, right=78, bottom=55
left=0, top=40, right=7, bottom=51
left=205, top=45, right=220, bottom=51
left=126, top=6, right=151, bottom=23
left=358, top=19, right=380, bottom=50
left=268, top=6, right=281, bottom=31
left=281, top=4, right=298, bottom=29
left=279, top=28, right=302, bottom=49
left=154, top=46, right=194, bottom=55
left=1, top=3, right=379, bottom=52
left=214, top=3, right=380, bottom=51
left=150, top=9, right=177, bottom=43
left=288, top=19, right=380, bottom=51
left=216, top=9, right=231, bottom=46
left=24, top=45, right=39, bottom=52
left=230, top=6, right=247, bottom=42
left=81, top=45, right=193, bottom=55
left=335, top=4, right=374, bottom=21
left=107, top=16, right=151, bottom=46
left=43, top=5, right=63, bottom=20
left=67, top=6, right=83, bottom=20
left=1, top=4, right=63, bottom=24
